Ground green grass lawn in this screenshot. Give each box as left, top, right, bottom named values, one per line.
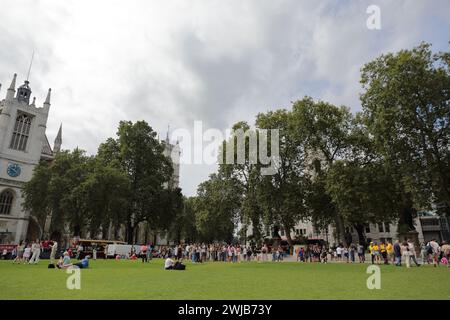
left=1, top=259, right=449, bottom=300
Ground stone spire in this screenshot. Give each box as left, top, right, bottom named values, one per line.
left=53, top=124, right=62, bottom=153
left=44, top=88, right=51, bottom=106
left=6, top=73, right=17, bottom=101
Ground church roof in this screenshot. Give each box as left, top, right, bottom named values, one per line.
left=41, top=134, right=54, bottom=160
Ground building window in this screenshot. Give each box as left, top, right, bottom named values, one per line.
left=384, top=223, right=390, bottom=233
left=10, top=113, right=32, bottom=151
left=0, top=190, right=14, bottom=215
left=378, top=223, right=384, bottom=232
left=365, top=224, right=371, bottom=233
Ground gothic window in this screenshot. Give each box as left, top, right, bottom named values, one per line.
left=0, top=190, right=14, bottom=215
left=10, top=113, right=32, bottom=151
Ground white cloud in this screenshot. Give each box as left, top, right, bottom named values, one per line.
left=0, top=0, right=448, bottom=195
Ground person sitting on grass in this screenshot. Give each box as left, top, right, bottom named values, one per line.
left=173, top=258, right=186, bottom=270
left=57, top=251, right=73, bottom=269
left=164, top=255, right=175, bottom=270
left=73, top=255, right=90, bottom=269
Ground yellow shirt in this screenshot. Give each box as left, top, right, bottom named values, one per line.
left=372, top=245, right=379, bottom=252
left=369, top=245, right=374, bottom=254
left=380, top=244, right=386, bottom=252
left=386, top=243, right=393, bottom=254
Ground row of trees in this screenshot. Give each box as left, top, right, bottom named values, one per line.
left=23, top=121, right=183, bottom=243
left=22, top=43, right=448, bottom=246
left=182, top=43, right=449, bottom=246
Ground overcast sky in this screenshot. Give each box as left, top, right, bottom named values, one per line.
left=0, top=0, right=449, bottom=196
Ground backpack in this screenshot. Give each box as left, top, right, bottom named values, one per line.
left=426, top=245, right=433, bottom=255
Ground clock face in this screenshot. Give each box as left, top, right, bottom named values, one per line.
left=7, top=163, right=21, bottom=178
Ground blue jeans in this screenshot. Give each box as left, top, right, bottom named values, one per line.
left=395, top=255, right=401, bottom=266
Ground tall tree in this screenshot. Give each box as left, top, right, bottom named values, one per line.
left=291, top=97, right=355, bottom=244
left=105, top=120, right=173, bottom=242
left=256, top=109, right=308, bottom=246
left=361, top=43, right=450, bottom=229
left=194, top=173, right=241, bottom=243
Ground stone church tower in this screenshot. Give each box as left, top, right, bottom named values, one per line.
left=0, top=73, right=60, bottom=244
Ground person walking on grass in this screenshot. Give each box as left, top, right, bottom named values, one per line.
left=429, top=239, right=440, bottom=267
left=13, top=241, right=24, bottom=264
left=50, top=240, right=58, bottom=265
left=401, top=241, right=411, bottom=268
left=441, top=241, right=450, bottom=268
left=29, top=239, right=41, bottom=265
left=407, top=239, right=420, bottom=267
left=357, top=243, right=365, bottom=263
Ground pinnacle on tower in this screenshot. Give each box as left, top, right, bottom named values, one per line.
left=53, top=124, right=62, bottom=153
left=6, top=73, right=17, bottom=101
left=44, top=88, right=51, bottom=105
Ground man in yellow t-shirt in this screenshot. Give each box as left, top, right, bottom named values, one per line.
left=386, top=242, right=394, bottom=264
left=369, top=242, right=374, bottom=264
left=380, top=242, right=388, bottom=264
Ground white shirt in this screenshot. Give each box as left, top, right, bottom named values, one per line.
left=430, top=241, right=440, bottom=254
left=164, top=258, right=174, bottom=269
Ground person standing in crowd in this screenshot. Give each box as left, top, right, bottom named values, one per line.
left=349, top=244, right=356, bottom=263
left=380, top=242, right=387, bottom=264
left=50, top=240, right=58, bottom=265
left=420, top=242, right=429, bottom=264
left=76, top=243, right=83, bottom=260
left=140, top=244, right=147, bottom=263
left=394, top=240, right=402, bottom=266
left=343, top=246, right=349, bottom=263
left=23, top=244, right=31, bottom=263
left=13, top=241, right=25, bottom=264
left=357, top=243, right=365, bottom=263
left=92, top=246, right=97, bottom=260
left=368, top=242, right=374, bottom=264
left=440, top=241, right=450, bottom=267
left=29, top=239, right=41, bottom=265
left=386, top=241, right=394, bottom=264
left=372, top=242, right=380, bottom=264
left=147, top=244, right=153, bottom=261
left=407, top=239, right=420, bottom=267
left=428, top=239, right=440, bottom=267
left=336, top=245, right=342, bottom=262
left=401, top=241, right=411, bottom=268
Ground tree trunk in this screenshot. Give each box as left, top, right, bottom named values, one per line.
left=284, top=227, right=293, bottom=247
left=398, top=193, right=416, bottom=231
left=354, top=223, right=366, bottom=247
left=334, top=214, right=346, bottom=246
left=125, top=221, right=134, bottom=244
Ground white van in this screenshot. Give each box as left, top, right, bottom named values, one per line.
left=106, top=244, right=141, bottom=258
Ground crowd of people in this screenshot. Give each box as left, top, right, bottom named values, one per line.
left=294, top=239, right=450, bottom=268
left=3, top=238, right=449, bottom=269
left=138, top=243, right=288, bottom=263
